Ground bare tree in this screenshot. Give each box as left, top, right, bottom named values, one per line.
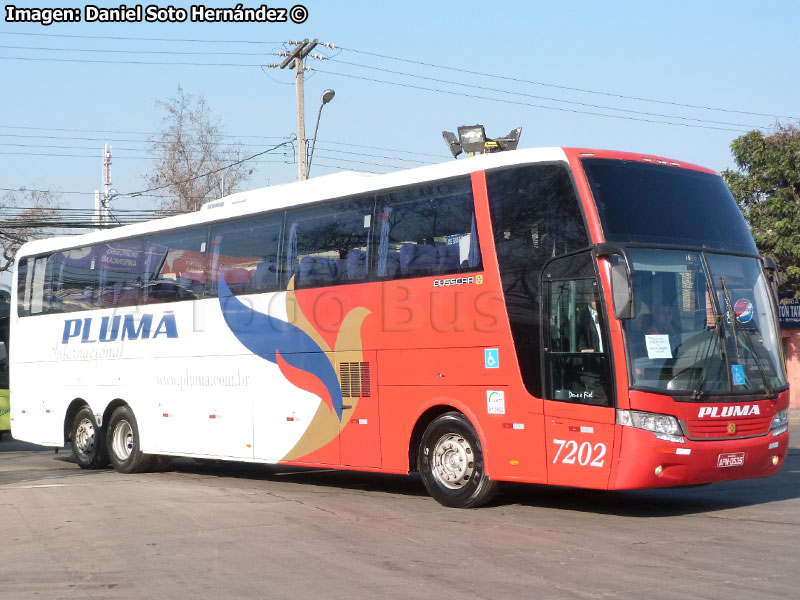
left=0, top=188, right=62, bottom=272
left=148, top=86, right=251, bottom=213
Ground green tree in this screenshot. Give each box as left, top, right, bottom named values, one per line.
left=722, top=124, right=800, bottom=292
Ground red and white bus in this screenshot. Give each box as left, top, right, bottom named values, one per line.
left=10, top=147, right=789, bottom=507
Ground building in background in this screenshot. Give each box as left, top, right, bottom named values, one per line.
left=779, top=293, right=800, bottom=409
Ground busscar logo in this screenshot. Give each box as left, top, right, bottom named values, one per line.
left=697, top=405, right=760, bottom=418
left=433, top=276, right=476, bottom=287
left=61, top=313, right=178, bottom=344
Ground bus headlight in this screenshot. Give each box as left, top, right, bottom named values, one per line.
left=617, top=409, right=685, bottom=442
left=771, top=409, right=789, bottom=437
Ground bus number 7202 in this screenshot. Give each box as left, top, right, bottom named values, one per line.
left=552, top=439, right=607, bottom=467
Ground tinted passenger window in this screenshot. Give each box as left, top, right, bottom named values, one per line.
left=284, top=198, right=375, bottom=288
left=142, top=228, right=208, bottom=303
left=49, top=248, right=96, bottom=313
left=207, top=214, right=283, bottom=296
left=17, top=257, right=31, bottom=316
left=488, top=163, right=589, bottom=398
left=94, top=240, right=154, bottom=308
left=376, top=179, right=480, bottom=279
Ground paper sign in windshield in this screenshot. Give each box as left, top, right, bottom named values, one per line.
left=645, top=334, right=672, bottom=359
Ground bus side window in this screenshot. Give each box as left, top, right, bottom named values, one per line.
left=206, top=213, right=284, bottom=296
left=47, top=250, right=96, bottom=314
left=95, top=240, right=146, bottom=308
left=284, top=197, right=375, bottom=289
left=375, top=178, right=480, bottom=280
left=143, top=227, right=209, bottom=303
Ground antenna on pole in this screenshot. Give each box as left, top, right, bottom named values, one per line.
left=94, top=143, right=113, bottom=229
left=103, top=143, right=112, bottom=225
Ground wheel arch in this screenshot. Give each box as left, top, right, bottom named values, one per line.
left=407, top=402, right=489, bottom=475
left=102, top=398, right=129, bottom=431
left=63, top=398, right=89, bottom=444
left=64, top=397, right=129, bottom=445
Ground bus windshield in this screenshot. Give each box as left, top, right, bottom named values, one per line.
left=582, top=158, right=757, bottom=254
left=624, top=248, right=787, bottom=397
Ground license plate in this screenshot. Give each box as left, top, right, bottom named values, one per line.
left=717, top=452, right=745, bottom=468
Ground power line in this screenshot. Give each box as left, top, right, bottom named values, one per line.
left=0, top=141, right=435, bottom=165
left=0, top=30, right=279, bottom=45
left=0, top=55, right=263, bottom=67
left=0, top=150, right=293, bottom=163
left=2, top=30, right=793, bottom=121
left=312, top=67, right=751, bottom=133
left=0, top=127, right=447, bottom=158
left=338, top=46, right=799, bottom=121
left=0, top=187, right=174, bottom=199
left=120, top=139, right=295, bottom=197
left=325, top=57, right=768, bottom=130
left=0, top=43, right=268, bottom=57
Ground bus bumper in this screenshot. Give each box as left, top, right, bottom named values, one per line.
left=611, top=425, right=789, bottom=489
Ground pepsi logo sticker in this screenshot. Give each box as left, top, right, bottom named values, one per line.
left=734, top=298, right=754, bottom=323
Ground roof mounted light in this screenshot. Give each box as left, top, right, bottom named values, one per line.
left=442, top=124, right=523, bottom=158
left=457, top=125, right=487, bottom=154
left=442, top=131, right=462, bottom=158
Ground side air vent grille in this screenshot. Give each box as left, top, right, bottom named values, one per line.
left=339, top=362, right=371, bottom=398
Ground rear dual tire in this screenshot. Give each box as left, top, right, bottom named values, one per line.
left=106, top=405, right=154, bottom=473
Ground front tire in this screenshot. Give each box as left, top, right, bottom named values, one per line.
left=418, top=412, right=498, bottom=508
left=70, top=406, right=108, bottom=469
left=106, top=405, right=153, bottom=473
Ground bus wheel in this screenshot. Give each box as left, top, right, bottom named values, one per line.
left=70, top=406, right=108, bottom=469
left=418, top=412, right=498, bottom=508
left=106, top=406, right=153, bottom=474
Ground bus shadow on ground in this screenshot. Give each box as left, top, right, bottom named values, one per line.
left=37, top=443, right=800, bottom=515
left=499, top=448, right=800, bottom=517
left=157, top=451, right=800, bottom=515
left=169, top=457, right=431, bottom=499
left=0, top=437, right=54, bottom=453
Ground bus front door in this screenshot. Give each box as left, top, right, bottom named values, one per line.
left=542, top=254, right=615, bottom=488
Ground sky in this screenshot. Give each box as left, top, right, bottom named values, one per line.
left=1, top=0, right=799, bottom=253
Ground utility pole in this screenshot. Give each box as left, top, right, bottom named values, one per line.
left=278, top=39, right=318, bottom=181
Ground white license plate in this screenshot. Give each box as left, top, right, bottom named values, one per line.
left=717, top=452, right=745, bottom=468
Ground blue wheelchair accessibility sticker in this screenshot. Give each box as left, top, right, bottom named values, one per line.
left=485, top=348, right=499, bottom=369
left=731, top=364, right=746, bottom=386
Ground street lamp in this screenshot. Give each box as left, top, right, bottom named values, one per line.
left=307, top=88, right=336, bottom=177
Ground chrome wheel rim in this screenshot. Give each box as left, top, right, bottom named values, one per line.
left=431, top=433, right=474, bottom=490
left=111, top=420, right=134, bottom=461
left=74, top=417, right=95, bottom=459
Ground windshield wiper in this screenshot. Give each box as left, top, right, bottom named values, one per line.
left=691, top=256, right=729, bottom=400
left=737, top=328, right=778, bottom=399
left=719, top=277, right=741, bottom=361
left=691, top=311, right=724, bottom=400
left=720, top=277, right=777, bottom=398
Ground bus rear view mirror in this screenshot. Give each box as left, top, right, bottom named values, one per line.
left=761, top=256, right=780, bottom=300
left=611, top=263, right=634, bottom=320
left=595, top=243, right=635, bottom=320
